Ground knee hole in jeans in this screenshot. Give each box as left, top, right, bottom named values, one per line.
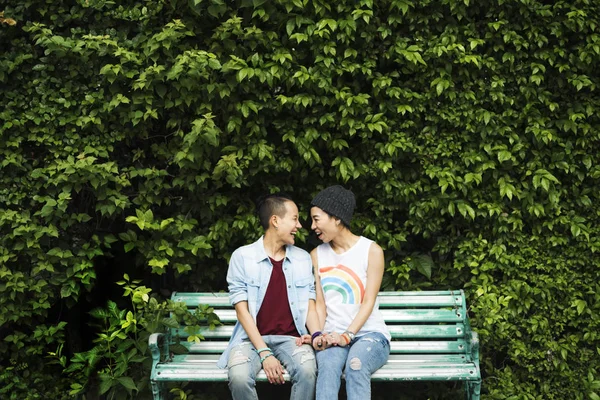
left=230, top=350, right=250, bottom=367
left=349, top=357, right=362, bottom=371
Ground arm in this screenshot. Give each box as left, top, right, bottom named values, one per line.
left=309, top=248, right=331, bottom=350
left=345, top=242, right=385, bottom=338
left=298, top=254, right=325, bottom=345
left=305, top=299, right=321, bottom=334
left=297, top=299, right=321, bottom=345
left=227, top=252, right=285, bottom=384
left=310, top=249, right=327, bottom=329
left=233, top=301, right=284, bottom=384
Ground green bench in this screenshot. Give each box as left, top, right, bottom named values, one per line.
left=149, top=290, right=481, bottom=399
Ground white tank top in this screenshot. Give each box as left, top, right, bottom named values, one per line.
left=317, top=236, right=391, bottom=340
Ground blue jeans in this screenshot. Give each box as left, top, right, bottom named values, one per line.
left=315, top=332, right=390, bottom=400
left=227, top=335, right=316, bottom=400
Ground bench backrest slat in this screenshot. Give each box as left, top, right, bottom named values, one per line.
left=171, top=292, right=465, bottom=308
left=209, top=309, right=463, bottom=323
left=173, top=324, right=466, bottom=340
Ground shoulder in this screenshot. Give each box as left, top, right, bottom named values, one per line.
left=309, top=247, right=319, bottom=265
left=365, top=238, right=383, bottom=258
left=287, top=245, right=311, bottom=261
left=310, top=243, right=329, bottom=259
left=230, top=238, right=262, bottom=261
left=232, top=242, right=255, bottom=258
left=313, top=242, right=329, bottom=253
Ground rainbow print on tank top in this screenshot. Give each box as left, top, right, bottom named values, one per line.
left=320, top=264, right=365, bottom=304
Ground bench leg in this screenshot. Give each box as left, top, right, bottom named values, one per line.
left=465, top=380, right=481, bottom=400
left=151, top=380, right=165, bottom=400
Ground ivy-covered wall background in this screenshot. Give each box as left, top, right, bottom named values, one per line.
left=1, top=0, right=600, bottom=399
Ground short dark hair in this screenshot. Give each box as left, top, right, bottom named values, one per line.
left=256, top=193, right=294, bottom=230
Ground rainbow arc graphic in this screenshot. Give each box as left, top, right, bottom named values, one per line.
left=320, top=264, right=365, bottom=304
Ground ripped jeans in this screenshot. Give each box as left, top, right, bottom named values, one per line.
left=315, top=332, right=390, bottom=400
left=227, top=335, right=316, bottom=400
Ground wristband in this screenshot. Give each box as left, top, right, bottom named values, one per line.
left=341, top=333, right=351, bottom=345
left=260, top=352, right=274, bottom=363
left=255, top=347, right=271, bottom=354
left=311, top=331, right=322, bottom=341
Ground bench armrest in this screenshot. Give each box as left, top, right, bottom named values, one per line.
left=469, top=330, right=480, bottom=364
left=149, top=332, right=170, bottom=369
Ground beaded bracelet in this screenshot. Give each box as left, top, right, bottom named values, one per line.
left=255, top=347, right=271, bottom=354
left=311, top=331, right=322, bottom=341
left=260, top=352, right=274, bottom=363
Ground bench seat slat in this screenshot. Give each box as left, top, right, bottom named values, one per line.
left=176, top=339, right=470, bottom=354
left=154, top=357, right=478, bottom=383
left=160, top=354, right=470, bottom=364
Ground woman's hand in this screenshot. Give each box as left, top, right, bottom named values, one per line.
left=262, top=355, right=285, bottom=385
left=296, top=334, right=312, bottom=346
left=312, top=333, right=328, bottom=351
left=325, top=332, right=347, bottom=347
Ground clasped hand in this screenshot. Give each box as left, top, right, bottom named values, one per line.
left=311, top=332, right=347, bottom=351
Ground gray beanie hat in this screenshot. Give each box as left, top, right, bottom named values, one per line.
left=311, top=185, right=356, bottom=227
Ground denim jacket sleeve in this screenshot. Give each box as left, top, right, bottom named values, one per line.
left=296, top=248, right=316, bottom=301
left=227, top=249, right=247, bottom=305
left=309, top=275, right=316, bottom=301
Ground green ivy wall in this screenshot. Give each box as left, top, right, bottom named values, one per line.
left=1, top=0, right=600, bottom=398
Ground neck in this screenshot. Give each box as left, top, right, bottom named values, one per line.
left=329, top=229, right=359, bottom=254
left=263, top=231, right=286, bottom=260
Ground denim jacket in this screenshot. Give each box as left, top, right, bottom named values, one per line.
left=217, top=236, right=316, bottom=369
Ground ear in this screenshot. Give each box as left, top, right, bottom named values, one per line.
left=270, top=214, right=279, bottom=230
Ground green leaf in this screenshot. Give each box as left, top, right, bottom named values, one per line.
left=497, top=150, right=512, bottom=162
left=162, top=317, right=180, bottom=328
left=98, top=375, right=115, bottom=395
left=407, top=254, right=433, bottom=279
left=117, top=376, right=138, bottom=392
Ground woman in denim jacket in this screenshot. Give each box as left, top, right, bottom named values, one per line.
left=217, top=193, right=321, bottom=400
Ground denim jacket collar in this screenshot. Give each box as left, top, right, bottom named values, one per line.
left=252, top=235, right=297, bottom=264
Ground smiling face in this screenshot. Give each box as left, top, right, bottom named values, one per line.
left=310, top=206, right=341, bottom=243
left=273, top=200, right=302, bottom=245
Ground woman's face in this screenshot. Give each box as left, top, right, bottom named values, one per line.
left=310, top=206, right=340, bottom=243
left=274, top=201, right=302, bottom=246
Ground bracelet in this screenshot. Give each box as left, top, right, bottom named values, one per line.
left=255, top=347, right=271, bottom=354
left=311, top=331, right=322, bottom=341
left=260, top=352, right=274, bottom=363
left=343, top=330, right=356, bottom=341
left=341, top=333, right=351, bottom=345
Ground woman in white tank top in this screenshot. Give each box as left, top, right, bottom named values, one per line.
left=307, top=185, right=390, bottom=400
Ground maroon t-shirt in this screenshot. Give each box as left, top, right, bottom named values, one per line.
left=255, top=257, right=299, bottom=337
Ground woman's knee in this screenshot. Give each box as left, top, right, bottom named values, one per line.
left=289, top=348, right=316, bottom=382
left=344, top=355, right=373, bottom=379
left=228, top=365, right=255, bottom=391
left=228, top=352, right=255, bottom=388
left=316, top=348, right=346, bottom=368
left=295, top=357, right=317, bottom=382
